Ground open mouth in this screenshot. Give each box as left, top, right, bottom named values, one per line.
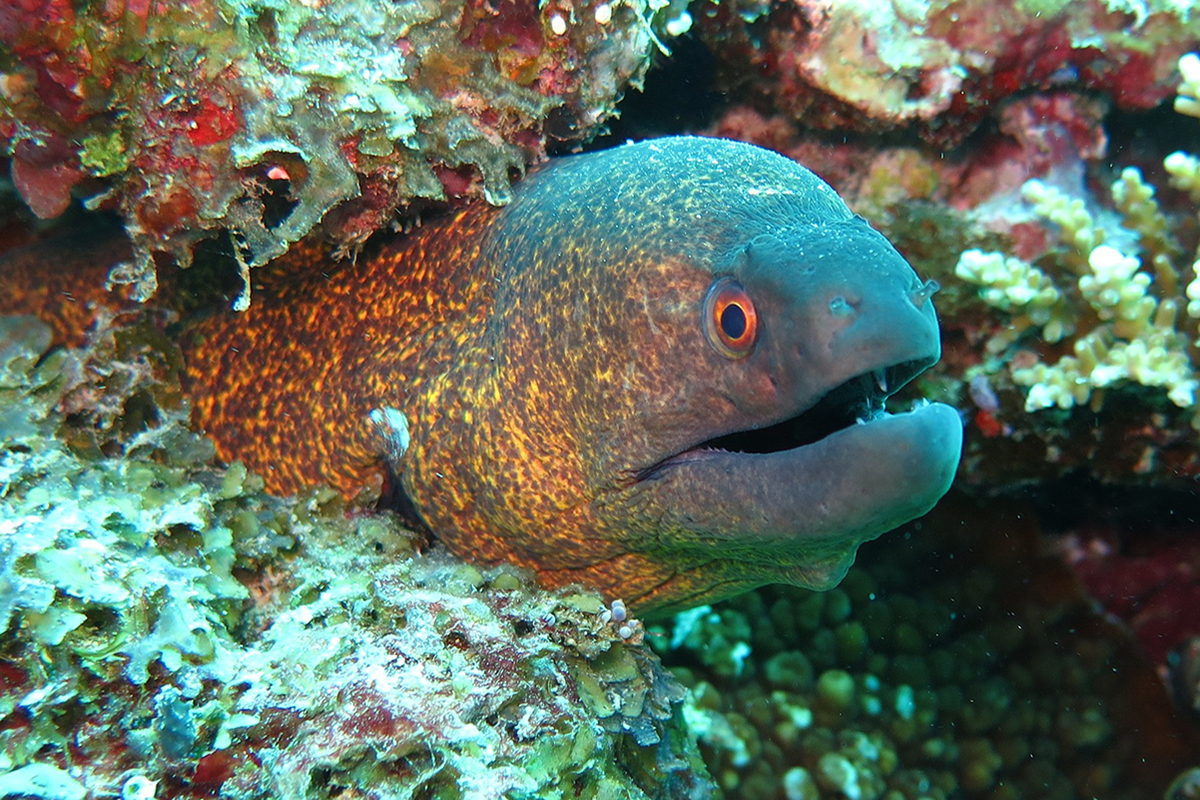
left=639, top=357, right=934, bottom=480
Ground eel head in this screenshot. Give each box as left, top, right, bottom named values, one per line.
left=600, top=217, right=962, bottom=613
left=426, top=137, right=962, bottom=615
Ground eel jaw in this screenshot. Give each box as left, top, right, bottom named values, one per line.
left=690, top=359, right=931, bottom=461
left=633, top=363, right=963, bottom=587
left=639, top=356, right=935, bottom=480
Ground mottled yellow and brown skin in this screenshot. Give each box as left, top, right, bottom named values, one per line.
left=2, top=138, right=962, bottom=614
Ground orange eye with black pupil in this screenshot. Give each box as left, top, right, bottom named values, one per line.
left=704, top=277, right=758, bottom=358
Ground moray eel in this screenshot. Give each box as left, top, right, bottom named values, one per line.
left=7, top=137, right=963, bottom=614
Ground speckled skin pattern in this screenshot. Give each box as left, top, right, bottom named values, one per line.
left=3, top=138, right=962, bottom=614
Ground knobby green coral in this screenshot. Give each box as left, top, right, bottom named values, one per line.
left=652, top=515, right=1196, bottom=800
left=955, top=52, right=1200, bottom=422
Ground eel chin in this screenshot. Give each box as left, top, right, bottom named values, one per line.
left=638, top=368, right=963, bottom=576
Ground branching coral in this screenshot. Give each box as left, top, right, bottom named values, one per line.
left=954, top=52, right=1200, bottom=422
left=1171, top=53, right=1200, bottom=314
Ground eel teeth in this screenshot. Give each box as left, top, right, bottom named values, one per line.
left=874, top=369, right=888, bottom=394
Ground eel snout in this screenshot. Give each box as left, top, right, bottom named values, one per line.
left=629, top=220, right=962, bottom=594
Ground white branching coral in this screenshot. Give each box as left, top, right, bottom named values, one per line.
left=1176, top=52, right=1200, bottom=119
left=1168, top=55, right=1200, bottom=324
left=955, top=52, right=1200, bottom=420
left=1078, top=244, right=1157, bottom=332
left=955, top=249, right=1069, bottom=346
left=1020, top=178, right=1105, bottom=264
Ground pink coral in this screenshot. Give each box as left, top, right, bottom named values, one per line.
left=1060, top=526, right=1200, bottom=667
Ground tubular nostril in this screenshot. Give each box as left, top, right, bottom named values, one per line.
left=829, top=296, right=854, bottom=318
left=909, top=278, right=940, bottom=308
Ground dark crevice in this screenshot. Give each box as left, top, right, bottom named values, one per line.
left=582, top=35, right=722, bottom=150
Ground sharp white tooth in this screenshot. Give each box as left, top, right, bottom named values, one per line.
left=874, top=369, right=888, bottom=393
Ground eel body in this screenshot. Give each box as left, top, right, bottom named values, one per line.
left=7, top=137, right=964, bottom=614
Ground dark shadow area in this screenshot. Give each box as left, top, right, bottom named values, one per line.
left=583, top=34, right=723, bottom=149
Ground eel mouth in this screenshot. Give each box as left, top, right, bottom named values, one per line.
left=639, top=356, right=934, bottom=480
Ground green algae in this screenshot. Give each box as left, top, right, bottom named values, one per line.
left=78, top=130, right=129, bottom=179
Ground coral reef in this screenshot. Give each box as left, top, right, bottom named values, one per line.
left=0, top=0, right=690, bottom=305
left=0, top=311, right=714, bottom=798
left=5, top=5, right=1200, bottom=797
left=693, top=0, right=1198, bottom=146
left=936, top=52, right=1200, bottom=486
left=652, top=498, right=1200, bottom=800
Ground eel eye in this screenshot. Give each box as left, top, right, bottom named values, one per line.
left=703, top=277, right=758, bottom=359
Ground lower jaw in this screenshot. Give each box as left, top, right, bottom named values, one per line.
left=642, top=401, right=964, bottom=545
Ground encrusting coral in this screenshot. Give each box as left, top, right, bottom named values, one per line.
left=0, top=312, right=714, bottom=798
left=692, top=0, right=1198, bottom=146
left=954, top=53, right=1200, bottom=424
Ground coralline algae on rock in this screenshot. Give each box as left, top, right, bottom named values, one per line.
left=695, top=0, right=1199, bottom=146
left=0, top=0, right=690, bottom=305
left=0, top=313, right=714, bottom=799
